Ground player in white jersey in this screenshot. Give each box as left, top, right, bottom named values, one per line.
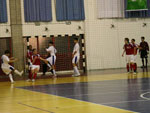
left=45, top=41, right=57, bottom=77
left=1, top=50, right=23, bottom=83
left=72, top=38, right=80, bottom=77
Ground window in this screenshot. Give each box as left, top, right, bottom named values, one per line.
left=0, top=0, right=8, bottom=23
left=56, top=0, right=85, bottom=21
left=24, top=0, right=52, bottom=22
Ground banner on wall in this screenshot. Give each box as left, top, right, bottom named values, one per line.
left=127, top=0, right=147, bottom=11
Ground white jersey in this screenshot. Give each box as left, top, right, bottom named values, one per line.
left=73, top=43, right=80, bottom=56
left=1, top=55, right=10, bottom=67
left=46, top=46, right=57, bottom=56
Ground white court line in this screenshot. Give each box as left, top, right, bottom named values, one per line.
left=66, top=89, right=150, bottom=97
left=101, top=99, right=150, bottom=105
left=18, top=88, right=139, bottom=113
left=140, top=92, right=150, bottom=100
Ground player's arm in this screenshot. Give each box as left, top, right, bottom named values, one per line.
left=72, top=51, right=77, bottom=57
left=122, top=46, right=125, bottom=57
left=8, top=58, right=18, bottom=63
left=134, top=47, right=137, bottom=55
left=10, top=57, right=15, bottom=60
left=122, top=50, right=125, bottom=57
left=146, top=42, right=149, bottom=51
left=46, top=48, right=51, bottom=55
left=72, top=45, right=79, bottom=57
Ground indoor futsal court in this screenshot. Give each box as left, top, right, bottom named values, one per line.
left=0, top=0, right=150, bottom=113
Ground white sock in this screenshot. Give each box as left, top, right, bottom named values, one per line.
left=53, top=70, right=56, bottom=76
left=14, top=70, right=23, bottom=76
left=74, top=66, right=80, bottom=75
left=73, top=68, right=76, bottom=75
left=9, top=74, right=14, bottom=83
left=47, top=64, right=51, bottom=68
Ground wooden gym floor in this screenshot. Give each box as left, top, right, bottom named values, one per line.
left=0, top=68, right=150, bottom=113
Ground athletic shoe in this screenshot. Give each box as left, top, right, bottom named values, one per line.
left=11, top=81, right=14, bottom=84
left=20, top=71, right=24, bottom=76
left=32, top=79, right=35, bottom=82
left=52, top=74, right=57, bottom=78
left=72, top=74, right=80, bottom=77
left=133, top=72, right=137, bottom=75
left=26, top=79, right=31, bottom=82
left=127, top=72, right=130, bottom=74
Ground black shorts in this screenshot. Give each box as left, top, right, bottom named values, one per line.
left=140, top=50, right=148, bottom=58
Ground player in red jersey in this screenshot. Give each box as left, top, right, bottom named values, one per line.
left=131, top=39, right=139, bottom=74
left=122, top=38, right=135, bottom=73
left=30, top=49, right=41, bottom=82
left=26, top=45, right=33, bottom=81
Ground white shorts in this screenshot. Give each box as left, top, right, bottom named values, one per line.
left=1, top=65, right=14, bottom=75
left=126, top=55, right=134, bottom=63
left=72, top=56, right=80, bottom=64
left=46, top=55, right=56, bottom=65
left=133, top=55, right=137, bottom=63
left=31, top=65, right=40, bottom=71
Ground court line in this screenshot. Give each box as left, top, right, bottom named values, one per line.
left=17, top=88, right=139, bottom=113
left=140, top=92, right=150, bottom=100
left=18, top=102, right=54, bottom=113
left=65, top=89, right=150, bottom=97
left=100, top=99, right=150, bottom=105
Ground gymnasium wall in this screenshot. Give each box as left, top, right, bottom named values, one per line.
left=0, top=0, right=11, bottom=38
left=85, top=0, right=150, bottom=70
left=21, top=0, right=150, bottom=70
left=21, top=0, right=84, bottom=36
left=1, top=0, right=150, bottom=70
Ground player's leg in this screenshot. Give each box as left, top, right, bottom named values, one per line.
left=141, top=51, right=145, bottom=68
left=51, top=56, right=57, bottom=77
left=10, top=66, right=23, bottom=76
left=72, top=56, right=80, bottom=77
left=2, top=66, right=14, bottom=83
left=8, top=73, right=14, bottom=83
left=8, top=66, right=23, bottom=76
left=32, top=68, right=39, bottom=82
left=134, top=55, right=137, bottom=73
left=42, top=57, right=53, bottom=74
left=130, top=55, right=134, bottom=73
left=131, top=55, right=137, bottom=75
left=26, top=68, right=32, bottom=81
left=42, top=63, right=47, bottom=75
left=145, top=52, right=148, bottom=68
left=126, top=55, right=130, bottom=73
left=31, top=69, right=35, bottom=82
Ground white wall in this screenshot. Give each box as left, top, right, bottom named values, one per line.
left=85, top=0, right=150, bottom=70
left=20, top=0, right=150, bottom=70
left=0, top=0, right=11, bottom=38
left=21, top=0, right=84, bottom=37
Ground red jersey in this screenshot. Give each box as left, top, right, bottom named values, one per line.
left=27, top=50, right=33, bottom=60
left=32, top=54, right=40, bottom=65
left=132, top=43, right=138, bottom=55
left=124, top=43, right=134, bottom=55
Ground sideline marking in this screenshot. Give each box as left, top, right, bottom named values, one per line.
left=18, top=102, right=54, bottom=113
left=140, top=92, right=150, bottom=100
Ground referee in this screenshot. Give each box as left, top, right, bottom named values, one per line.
left=139, top=37, right=149, bottom=69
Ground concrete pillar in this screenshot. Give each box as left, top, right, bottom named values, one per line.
left=9, top=0, right=24, bottom=71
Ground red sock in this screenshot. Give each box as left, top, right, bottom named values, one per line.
left=29, top=71, right=32, bottom=79
left=133, top=64, right=136, bottom=72
left=33, top=73, right=37, bottom=79
left=135, top=63, right=137, bottom=70
left=130, top=64, right=133, bottom=71
left=127, top=64, right=129, bottom=72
